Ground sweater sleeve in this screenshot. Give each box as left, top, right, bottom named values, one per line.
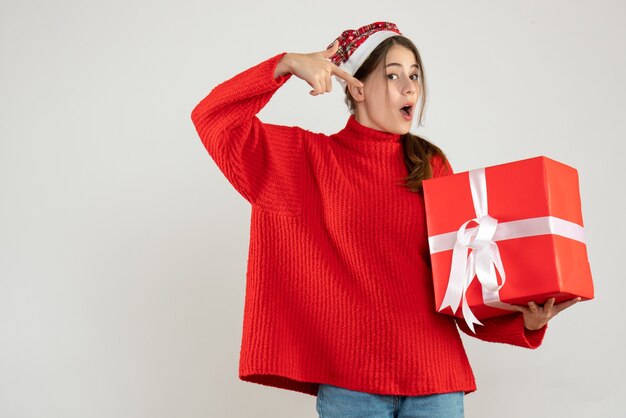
left=190, top=52, right=304, bottom=215
left=455, top=313, right=547, bottom=349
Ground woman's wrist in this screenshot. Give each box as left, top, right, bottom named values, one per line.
left=274, top=53, right=294, bottom=79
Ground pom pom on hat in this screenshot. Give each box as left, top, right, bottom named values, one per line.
left=327, top=22, right=403, bottom=89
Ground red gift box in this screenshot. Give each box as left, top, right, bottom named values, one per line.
left=423, top=156, right=594, bottom=332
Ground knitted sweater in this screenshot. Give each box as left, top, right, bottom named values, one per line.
left=190, top=52, right=547, bottom=397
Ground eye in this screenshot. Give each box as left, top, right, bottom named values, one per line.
left=386, top=73, right=420, bottom=81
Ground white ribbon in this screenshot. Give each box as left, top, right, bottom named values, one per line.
left=430, top=168, right=586, bottom=333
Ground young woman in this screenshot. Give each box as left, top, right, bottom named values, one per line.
left=191, top=21, right=579, bottom=418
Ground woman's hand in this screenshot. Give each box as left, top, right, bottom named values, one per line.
left=512, top=297, right=582, bottom=330
left=274, top=40, right=364, bottom=96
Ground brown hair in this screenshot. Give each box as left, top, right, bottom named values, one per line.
left=344, top=36, right=448, bottom=192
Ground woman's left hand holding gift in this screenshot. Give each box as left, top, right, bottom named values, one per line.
left=512, top=297, right=582, bottom=330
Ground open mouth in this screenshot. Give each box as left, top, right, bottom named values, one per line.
left=399, top=104, right=413, bottom=120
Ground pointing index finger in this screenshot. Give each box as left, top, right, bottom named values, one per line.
left=332, top=65, right=364, bottom=88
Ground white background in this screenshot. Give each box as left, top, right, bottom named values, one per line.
left=1, top=0, right=624, bottom=416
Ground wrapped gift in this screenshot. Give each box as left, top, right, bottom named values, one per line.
left=423, top=156, right=593, bottom=332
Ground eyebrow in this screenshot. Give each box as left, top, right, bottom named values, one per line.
left=385, top=63, right=419, bottom=69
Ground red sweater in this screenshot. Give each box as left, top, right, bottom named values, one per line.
left=191, top=52, right=547, bottom=397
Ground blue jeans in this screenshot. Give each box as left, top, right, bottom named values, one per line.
left=316, top=384, right=464, bottom=418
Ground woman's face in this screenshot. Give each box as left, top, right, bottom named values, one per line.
left=355, top=44, right=420, bottom=135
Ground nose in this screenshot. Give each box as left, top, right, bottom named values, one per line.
left=402, top=76, right=416, bottom=95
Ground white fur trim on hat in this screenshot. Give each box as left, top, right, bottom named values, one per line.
left=335, top=30, right=401, bottom=90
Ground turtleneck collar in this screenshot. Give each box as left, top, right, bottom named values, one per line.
left=335, top=114, right=403, bottom=143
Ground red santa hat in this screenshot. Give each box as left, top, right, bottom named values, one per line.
left=327, top=21, right=403, bottom=89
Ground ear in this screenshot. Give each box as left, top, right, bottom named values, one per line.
left=348, top=82, right=365, bottom=103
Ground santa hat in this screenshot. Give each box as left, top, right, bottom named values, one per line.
left=327, top=21, right=403, bottom=90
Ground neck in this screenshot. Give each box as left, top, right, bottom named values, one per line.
left=336, top=114, right=403, bottom=143
left=353, top=109, right=407, bottom=137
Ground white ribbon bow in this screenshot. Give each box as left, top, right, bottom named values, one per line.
left=438, top=168, right=512, bottom=333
